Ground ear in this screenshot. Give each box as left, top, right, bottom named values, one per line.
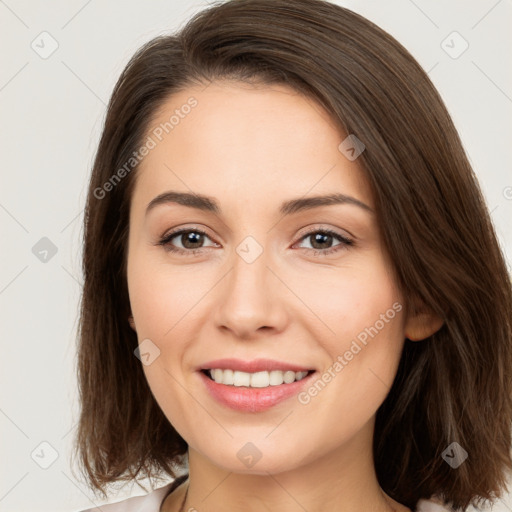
left=404, top=305, right=444, bottom=342
left=128, top=315, right=137, bottom=332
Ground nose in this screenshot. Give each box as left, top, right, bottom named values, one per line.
left=214, top=244, right=290, bottom=340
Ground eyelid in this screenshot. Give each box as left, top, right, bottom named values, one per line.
left=157, top=223, right=355, bottom=256
left=160, top=224, right=214, bottom=241
left=158, top=225, right=219, bottom=248
left=160, top=223, right=353, bottom=242
left=295, top=223, right=355, bottom=241
left=292, top=226, right=354, bottom=254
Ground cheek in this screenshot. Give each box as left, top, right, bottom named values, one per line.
left=127, top=253, right=206, bottom=435
left=127, top=252, right=205, bottom=337
left=299, top=259, right=405, bottom=406
left=310, top=269, right=404, bottom=408
left=300, top=259, right=403, bottom=349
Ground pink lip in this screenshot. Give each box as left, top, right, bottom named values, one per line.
left=199, top=358, right=313, bottom=373
left=197, top=360, right=315, bottom=413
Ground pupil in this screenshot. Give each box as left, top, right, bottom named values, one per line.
left=179, top=231, right=333, bottom=250
left=312, top=232, right=332, bottom=249
left=183, top=232, right=203, bottom=249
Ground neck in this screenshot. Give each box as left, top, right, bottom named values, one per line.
left=179, top=420, right=405, bottom=512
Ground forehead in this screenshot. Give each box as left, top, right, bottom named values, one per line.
left=131, top=80, right=373, bottom=214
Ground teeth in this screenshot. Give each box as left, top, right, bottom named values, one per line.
left=269, top=370, right=284, bottom=386
left=233, top=370, right=250, bottom=387
left=208, top=369, right=309, bottom=387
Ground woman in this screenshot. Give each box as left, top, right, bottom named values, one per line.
left=73, top=0, right=512, bottom=511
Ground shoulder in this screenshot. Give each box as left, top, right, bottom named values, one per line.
left=416, top=498, right=456, bottom=511
left=77, top=481, right=176, bottom=512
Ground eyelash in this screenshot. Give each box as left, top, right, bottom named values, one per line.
left=157, top=227, right=354, bottom=257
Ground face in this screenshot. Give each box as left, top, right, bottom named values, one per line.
left=126, top=80, right=408, bottom=474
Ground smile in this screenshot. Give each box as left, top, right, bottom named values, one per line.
left=205, top=369, right=310, bottom=387
left=197, top=359, right=316, bottom=412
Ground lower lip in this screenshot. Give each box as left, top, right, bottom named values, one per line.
left=199, top=371, right=314, bottom=412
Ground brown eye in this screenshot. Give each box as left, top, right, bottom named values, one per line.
left=295, top=229, right=354, bottom=256
left=175, top=231, right=206, bottom=249
left=158, top=228, right=218, bottom=256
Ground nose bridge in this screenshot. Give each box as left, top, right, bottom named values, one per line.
left=229, top=235, right=274, bottom=310
left=214, top=234, right=288, bottom=335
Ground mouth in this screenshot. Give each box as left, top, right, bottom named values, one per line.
left=197, top=359, right=316, bottom=412
left=201, top=368, right=314, bottom=387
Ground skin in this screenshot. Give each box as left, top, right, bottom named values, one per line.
left=126, top=80, right=443, bottom=512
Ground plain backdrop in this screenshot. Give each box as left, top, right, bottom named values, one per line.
left=1, top=0, right=511, bottom=511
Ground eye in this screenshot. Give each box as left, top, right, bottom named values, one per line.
left=157, top=227, right=218, bottom=256
left=156, top=226, right=354, bottom=258
left=294, top=228, right=354, bottom=256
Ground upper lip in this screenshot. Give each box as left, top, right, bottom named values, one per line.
left=199, top=358, right=314, bottom=373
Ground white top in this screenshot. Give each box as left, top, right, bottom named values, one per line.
left=78, top=479, right=455, bottom=512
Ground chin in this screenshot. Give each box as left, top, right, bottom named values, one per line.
left=198, top=441, right=313, bottom=476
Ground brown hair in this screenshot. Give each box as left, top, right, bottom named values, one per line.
left=72, top=0, right=512, bottom=510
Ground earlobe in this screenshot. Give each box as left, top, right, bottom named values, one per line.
left=405, top=310, right=444, bottom=341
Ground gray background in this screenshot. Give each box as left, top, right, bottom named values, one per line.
left=0, top=0, right=511, bottom=511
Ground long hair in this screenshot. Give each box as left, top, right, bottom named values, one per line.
left=72, top=1, right=512, bottom=510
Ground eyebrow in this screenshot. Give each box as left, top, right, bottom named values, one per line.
left=145, top=191, right=373, bottom=217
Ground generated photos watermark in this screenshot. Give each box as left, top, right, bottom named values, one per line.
left=298, top=301, right=403, bottom=405
left=93, top=96, right=198, bottom=200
